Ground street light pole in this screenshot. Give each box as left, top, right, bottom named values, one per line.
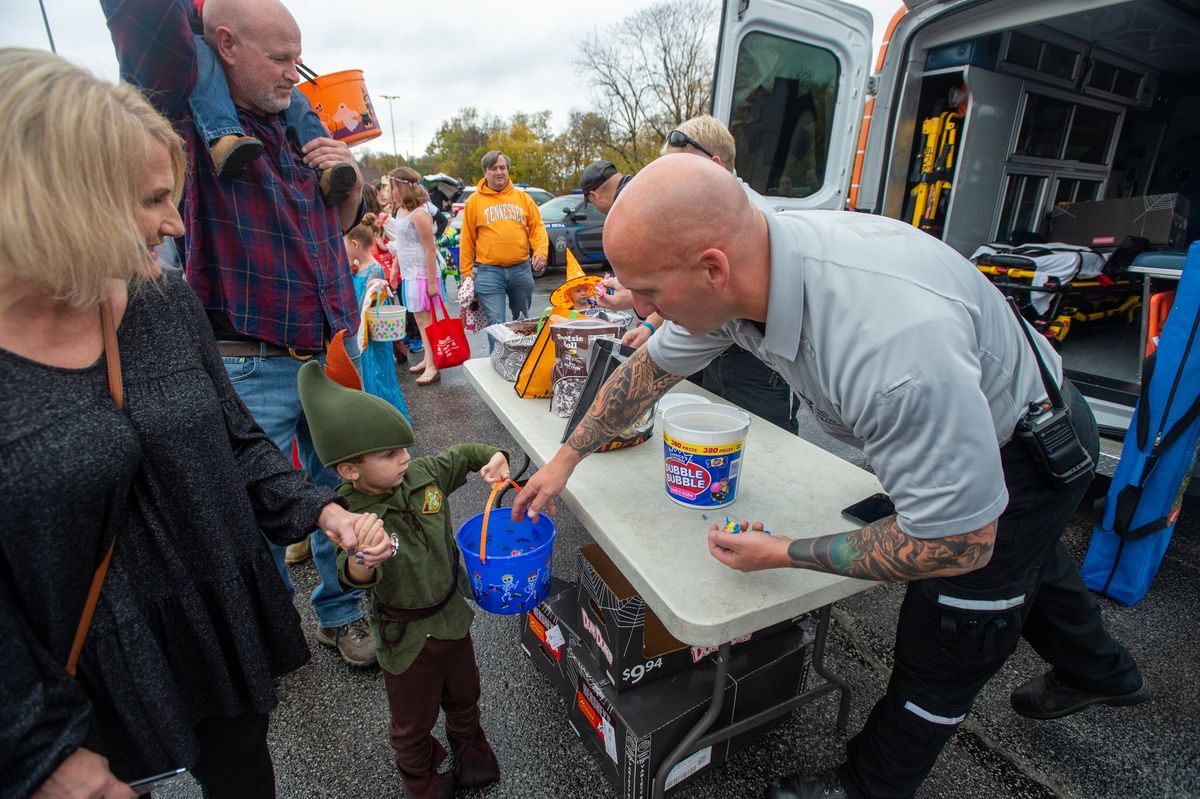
left=380, top=94, right=400, bottom=164
left=408, top=121, right=419, bottom=163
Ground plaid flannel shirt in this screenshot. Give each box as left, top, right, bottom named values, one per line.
left=103, top=0, right=359, bottom=350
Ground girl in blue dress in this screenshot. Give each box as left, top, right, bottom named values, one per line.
left=346, top=214, right=411, bottom=422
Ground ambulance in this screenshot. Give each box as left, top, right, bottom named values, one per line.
left=712, top=0, right=1199, bottom=471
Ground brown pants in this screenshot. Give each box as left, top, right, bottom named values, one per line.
left=382, top=634, right=499, bottom=799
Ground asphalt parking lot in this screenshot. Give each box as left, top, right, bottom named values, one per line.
left=163, top=278, right=1199, bottom=798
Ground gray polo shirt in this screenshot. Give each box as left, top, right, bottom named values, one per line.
left=647, top=210, right=1061, bottom=539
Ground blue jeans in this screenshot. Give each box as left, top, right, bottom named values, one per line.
left=222, top=348, right=363, bottom=629
left=474, top=262, right=534, bottom=352
left=191, top=36, right=327, bottom=146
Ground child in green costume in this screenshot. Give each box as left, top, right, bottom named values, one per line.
left=297, top=360, right=509, bottom=799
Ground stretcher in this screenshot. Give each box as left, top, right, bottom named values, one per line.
left=970, top=243, right=1142, bottom=342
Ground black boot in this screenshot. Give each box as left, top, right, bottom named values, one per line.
left=765, top=771, right=846, bottom=799
left=1011, top=668, right=1151, bottom=719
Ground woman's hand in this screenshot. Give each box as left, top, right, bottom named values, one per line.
left=480, top=452, right=511, bottom=485
left=353, top=512, right=392, bottom=568
left=426, top=277, right=441, bottom=297
left=31, top=749, right=135, bottom=799
left=318, top=503, right=375, bottom=552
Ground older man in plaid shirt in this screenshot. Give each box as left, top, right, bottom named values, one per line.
left=104, top=0, right=378, bottom=667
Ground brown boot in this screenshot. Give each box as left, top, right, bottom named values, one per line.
left=454, top=750, right=500, bottom=790
left=284, top=536, right=311, bottom=565
left=319, top=162, right=357, bottom=206
left=210, top=134, right=263, bottom=179
left=315, top=617, right=378, bottom=668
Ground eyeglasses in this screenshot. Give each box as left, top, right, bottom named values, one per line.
left=666, top=130, right=714, bottom=159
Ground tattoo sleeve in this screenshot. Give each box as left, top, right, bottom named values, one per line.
left=566, top=346, right=684, bottom=458
left=785, top=515, right=996, bottom=581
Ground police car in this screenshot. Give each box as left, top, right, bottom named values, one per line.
left=535, top=193, right=607, bottom=278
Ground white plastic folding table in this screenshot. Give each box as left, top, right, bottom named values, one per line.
left=464, top=358, right=881, bottom=797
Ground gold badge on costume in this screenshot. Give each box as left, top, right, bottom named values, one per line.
left=421, top=487, right=443, bottom=514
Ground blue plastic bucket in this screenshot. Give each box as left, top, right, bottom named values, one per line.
left=456, top=483, right=556, bottom=615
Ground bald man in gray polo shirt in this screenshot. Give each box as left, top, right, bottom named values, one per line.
left=514, top=156, right=1147, bottom=799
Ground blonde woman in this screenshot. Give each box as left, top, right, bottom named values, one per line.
left=385, top=167, right=444, bottom=385
left=0, top=49, right=386, bottom=799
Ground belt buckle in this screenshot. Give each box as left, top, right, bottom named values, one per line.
left=287, top=347, right=315, bottom=362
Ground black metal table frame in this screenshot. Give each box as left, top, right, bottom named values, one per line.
left=650, top=603, right=851, bottom=798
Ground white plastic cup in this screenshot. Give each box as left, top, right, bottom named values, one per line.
left=661, top=403, right=751, bottom=509
left=654, top=393, right=710, bottom=427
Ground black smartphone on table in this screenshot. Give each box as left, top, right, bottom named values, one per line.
left=841, top=493, right=896, bottom=526
left=128, top=767, right=188, bottom=795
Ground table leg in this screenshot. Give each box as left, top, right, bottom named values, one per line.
left=649, top=607, right=853, bottom=797
left=651, top=643, right=730, bottom=799
left=810, top=604, right=851, bottom=731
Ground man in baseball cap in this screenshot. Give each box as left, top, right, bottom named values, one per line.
left=579, top=159, right=630, bottom=212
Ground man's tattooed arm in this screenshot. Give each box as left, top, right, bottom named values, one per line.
left=566, top=345, right=684, bottom=458
left=785, top=515, right=996, bottom=581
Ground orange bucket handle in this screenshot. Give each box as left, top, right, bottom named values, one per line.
left=479, top=479, right=522, bottom=564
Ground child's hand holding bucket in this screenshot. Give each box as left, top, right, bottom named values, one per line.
left=479, top=452, right=511, bottom=485
left=707, top=520, right=789, bottom=573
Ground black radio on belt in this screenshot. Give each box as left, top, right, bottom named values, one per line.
left=1008, top=299, right=1095, bottom=490
left=1015, top=399, right=1094, bottom=488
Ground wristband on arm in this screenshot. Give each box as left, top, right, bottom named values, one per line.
left=641, top=321, right=656, bottom=334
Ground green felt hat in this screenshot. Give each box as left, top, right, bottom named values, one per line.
left=297, top=360, right=414, bottom=467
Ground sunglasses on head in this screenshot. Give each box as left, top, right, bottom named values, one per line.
left=666, top=130, right=714, bottom=159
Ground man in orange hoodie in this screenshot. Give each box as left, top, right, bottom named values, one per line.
left=459, top=150, right=549, bottom=347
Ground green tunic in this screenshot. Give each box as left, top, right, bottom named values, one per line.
left=337, top=443, right=503, bottom=674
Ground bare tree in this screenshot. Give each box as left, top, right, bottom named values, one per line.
left=574, top=35, right=653, bottom=164
left=634, top=0, right=716, bottom=137
left=574, top=0, right=718, bottom=168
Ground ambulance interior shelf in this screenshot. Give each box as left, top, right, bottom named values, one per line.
left=902, top=73, right=968, bottom=240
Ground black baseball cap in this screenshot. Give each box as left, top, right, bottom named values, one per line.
left=580, top=160, right=618, bottom=206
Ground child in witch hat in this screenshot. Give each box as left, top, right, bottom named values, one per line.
left=298, top=356, right=509, bottom=799
left=549, top=250, right=603, bottom=312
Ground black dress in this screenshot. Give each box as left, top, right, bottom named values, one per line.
left=0, top=274, right=336, bottom=796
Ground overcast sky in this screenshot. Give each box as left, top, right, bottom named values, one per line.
left=2, top=0, right=901, bottom=160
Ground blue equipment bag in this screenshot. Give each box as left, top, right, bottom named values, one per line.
left=1082, top=242, right=1200, bottom=605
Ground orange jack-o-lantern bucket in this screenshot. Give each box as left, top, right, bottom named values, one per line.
left=295, top=67, right=381, bottom=147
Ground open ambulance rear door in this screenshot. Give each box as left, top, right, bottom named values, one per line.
left=712, top=0, right=873, bottom=212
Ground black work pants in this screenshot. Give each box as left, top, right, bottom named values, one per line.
left=190, top=712, right=275, bottom=798
left=840, top=383, right=1139, bottom=798
left=702, top=347, right=798, bottom=434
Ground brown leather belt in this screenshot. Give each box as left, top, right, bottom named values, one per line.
left=370, top=558, right=461, bottom=646
left=216, top=341, right=321, bottom=361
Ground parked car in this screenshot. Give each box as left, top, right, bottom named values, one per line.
left=450, top=186, right=475, bottom=217
left=516, top=184, right=556, bottom=205
left=536, top=194, right=606, bottom=278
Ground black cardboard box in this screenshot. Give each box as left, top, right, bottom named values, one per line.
left=567, top=623, right=813, bottom=799
left=577, top=543, right=787, bottom=691
left=1049, top=194, right=1190, bottom=248
left=519, top=578, right=580, bottom=698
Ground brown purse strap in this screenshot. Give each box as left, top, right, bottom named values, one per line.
left=65, top=300, right=123, bottom=677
